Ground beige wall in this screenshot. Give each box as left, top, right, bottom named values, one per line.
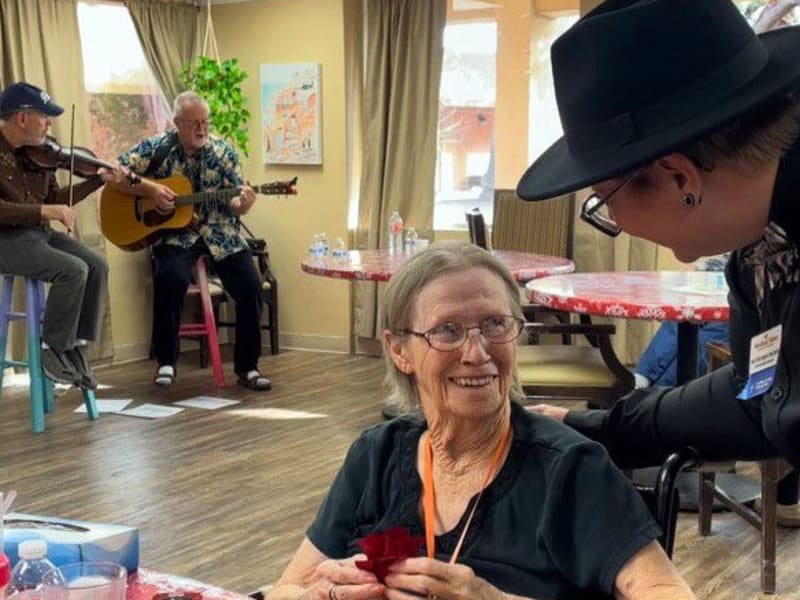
left=212, top=0, right=350, bottom=353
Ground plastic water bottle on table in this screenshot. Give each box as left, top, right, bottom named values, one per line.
left=387, top=211, right=404, bottom=253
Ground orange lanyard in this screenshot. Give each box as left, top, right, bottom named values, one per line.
left=421, top=424, right=511, bottom=563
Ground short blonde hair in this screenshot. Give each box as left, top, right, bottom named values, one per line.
left=381, top=240, right=525, bottom=413
left=681, top=92, right=800, bottom=168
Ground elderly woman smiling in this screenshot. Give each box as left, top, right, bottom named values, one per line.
left=268, top=241, right=695, bottom=600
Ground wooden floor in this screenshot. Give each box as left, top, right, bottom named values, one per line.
left=1, top=348, right=799, bottom=599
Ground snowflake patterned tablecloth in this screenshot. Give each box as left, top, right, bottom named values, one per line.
left=526, top=271, right=729, bottom=322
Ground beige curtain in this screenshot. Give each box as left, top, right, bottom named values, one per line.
left=126, top=0, right=201, bottom=106
left=0, top=0, right=114, bottom=361
left=348, top=0, right=446, bottom=353
left=572, top=0, right=658, bottom=364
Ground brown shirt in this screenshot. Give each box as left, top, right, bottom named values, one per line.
left=0, top=130, right=103, bottom=228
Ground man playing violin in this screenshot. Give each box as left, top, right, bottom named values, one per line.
left=0, top=81, right=128, bottom=389
left=105, top=91, right=271, bottom=391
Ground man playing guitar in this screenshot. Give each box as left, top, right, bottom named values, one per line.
left=105, top=91, right=271, bottom=391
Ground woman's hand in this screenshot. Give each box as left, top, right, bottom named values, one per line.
left=384, top=558, right=504, bottom=600
left=304, top=554, right=385, bottom=599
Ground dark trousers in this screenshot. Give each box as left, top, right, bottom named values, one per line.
left=0, top=227, right=107, bottom=351
left=151, top=241, right=263, bottom=374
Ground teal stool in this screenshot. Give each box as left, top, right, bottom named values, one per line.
left=0, top=275, right=98, bottom=433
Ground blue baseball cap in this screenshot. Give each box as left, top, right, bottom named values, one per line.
left=0, top=82, right=64, bottom=117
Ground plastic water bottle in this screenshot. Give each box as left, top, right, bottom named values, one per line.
left=388, top=211, right=404, bottom=253
left=7, top=540, right=64, bottom=594
left=319, top=233, right=330, bottom=258
left=331, top=237, right=348, bottom=265
left=404, top=227, right=418, bottom=254
left=308, top=234, right=320, bottom=261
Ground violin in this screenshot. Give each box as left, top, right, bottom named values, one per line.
left=23, top=136, right=138, bottom=183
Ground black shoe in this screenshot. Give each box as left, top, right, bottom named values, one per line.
left=65, top=346, right=98, bottom=390
left=41, top=348, right=81, bottom=386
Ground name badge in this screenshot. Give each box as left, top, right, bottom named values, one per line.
left=738, top=324, right=782, bottom=400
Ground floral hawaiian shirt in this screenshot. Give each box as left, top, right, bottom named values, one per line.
left=118, top=132, right=248, bottom=260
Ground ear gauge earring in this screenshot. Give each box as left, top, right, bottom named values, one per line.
left=682, top=193, right=701, bottom=208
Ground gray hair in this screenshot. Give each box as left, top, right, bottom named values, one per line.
left=173, top=91, right=209, bottom=120
left=381, top=240, right=525, bottom=413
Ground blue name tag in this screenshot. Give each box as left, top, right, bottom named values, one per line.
left=738, top=325, right=782, bottom=401
left=738, top=366, right=776, bottom=400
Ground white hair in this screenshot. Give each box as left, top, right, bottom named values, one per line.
left=173, top=91, right=209, bottom=120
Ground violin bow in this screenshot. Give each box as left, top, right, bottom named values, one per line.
left=67, top=104, right=76, bottom=213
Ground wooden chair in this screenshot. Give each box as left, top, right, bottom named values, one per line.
left=465, top=207, right=489, bottom=250
left=698, top=340, right=788, bottom=594
left=215, top=238, right=280, bottom=355
left=518, top=321, right=634, bottom=408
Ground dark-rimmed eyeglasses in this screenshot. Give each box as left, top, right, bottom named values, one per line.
left=400, top=315, right=525, bottom=351
left=580, top=172, right=636, bottom=237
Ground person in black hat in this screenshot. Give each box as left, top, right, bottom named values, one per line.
left=518, top=0, right=800, bottom=526
left=0, top=81, right=127, bottom=389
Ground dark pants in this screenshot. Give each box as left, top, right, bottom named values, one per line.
left=151, top=241, right=263, bottom=374
left=0, top=227, right=107, bottom=351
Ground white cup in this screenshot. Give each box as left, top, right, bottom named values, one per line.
left=415, top=238, right=430, bottom=250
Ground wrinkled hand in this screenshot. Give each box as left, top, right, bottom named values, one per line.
left=385, top=558, right=504, bottom=600
left=151, top=183, right=177, bottom=214
left=229, top=184, right=256, bottom=216
left=304, top=554, right=385, bottom=599
left=527, top=403, right=569, bottom=422
left=97, top=164, right=132, bottom=185
left=41, top=204, right=76, bottom=232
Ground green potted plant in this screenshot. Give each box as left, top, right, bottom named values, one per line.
left=179, top=55, right=251, bottom=157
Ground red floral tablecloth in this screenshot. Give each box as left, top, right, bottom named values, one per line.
left=526, top=271, right=729, bottom=322
left=301, top=249, right=574, bottom=282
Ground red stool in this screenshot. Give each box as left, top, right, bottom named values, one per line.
left=178, top=256, right=225, bottom=387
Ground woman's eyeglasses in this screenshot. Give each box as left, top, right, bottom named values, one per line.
left=400, top=315, right=525, bottom=351
left=580, top=172, right=636, bottom=237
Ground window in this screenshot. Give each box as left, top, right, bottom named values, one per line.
left=77, top=2, right=170, bottom=162
left=435, top=21, right=496, bottom=230
left=434, top=5, right=578, bottom=231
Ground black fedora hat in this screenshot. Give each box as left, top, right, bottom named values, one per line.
left=517, top=0, right=800, bottom=201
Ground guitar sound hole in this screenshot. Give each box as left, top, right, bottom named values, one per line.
left=142, top=209, right=175, bottom=227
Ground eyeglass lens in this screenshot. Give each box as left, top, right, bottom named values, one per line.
left=427, top=316, right=522, bottom=349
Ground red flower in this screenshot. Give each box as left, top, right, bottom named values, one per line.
left=355, top=527, right=425, bottom=583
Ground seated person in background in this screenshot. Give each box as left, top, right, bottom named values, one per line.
left=634, top=254, right=731, bottom=388
left=106, top=91, right=270, bottom=391
left=268, top=241, right=695, bottom=600
left=0, top=82, right=127, bottom=389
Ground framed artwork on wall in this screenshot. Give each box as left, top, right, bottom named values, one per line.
left=260, top=62, right=322, bottom=165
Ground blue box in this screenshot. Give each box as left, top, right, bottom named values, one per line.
left=2, top=513, right=139, bottom=572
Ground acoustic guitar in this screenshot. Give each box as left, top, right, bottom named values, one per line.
left=100, top=173, right=297, bottom=251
